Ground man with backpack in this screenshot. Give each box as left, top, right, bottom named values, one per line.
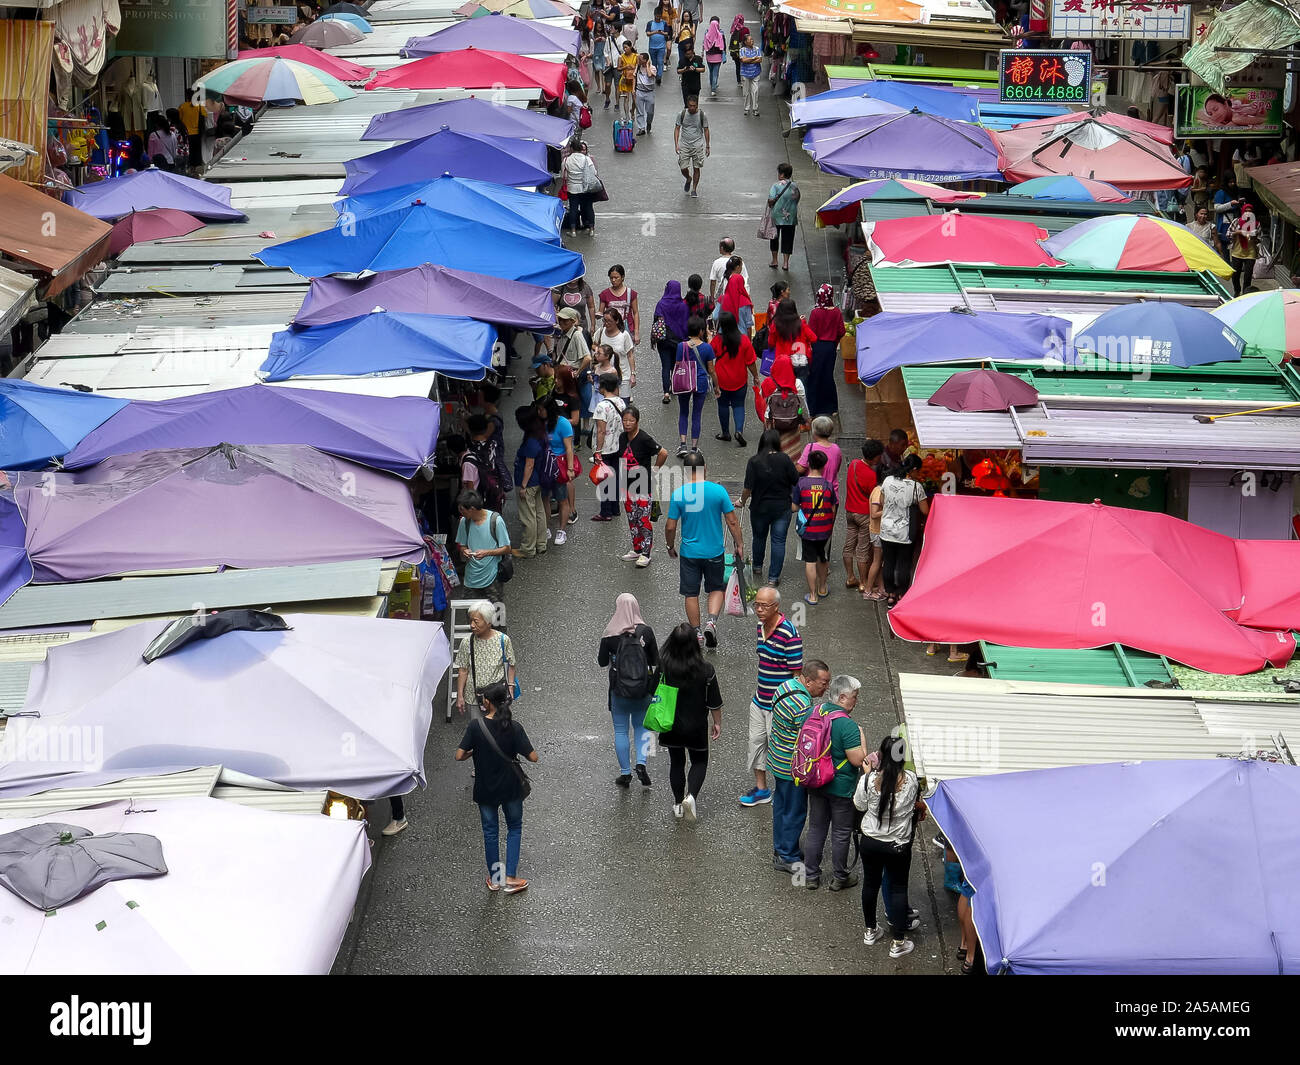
left=797, top=674, right=867, bottom=891
left=674, top=96, right=710, bottom=198
left=646, top=6, right=669, bottom=80
left=767, top=658, right=831, bottom=874
left=454, top=489, right=513, bottom=606
left=465, top=413, right=507, bottom=514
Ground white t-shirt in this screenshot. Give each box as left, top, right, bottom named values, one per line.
left=709, top=254, right=749, bottom=292
left=878, top=475, right=926, bottom=544
left=592, top=395, right=627, bottom=454
left=599, top=328, right=635, bottom=395
left=854, top=769, right=918, bottom=844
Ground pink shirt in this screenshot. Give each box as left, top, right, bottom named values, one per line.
left=798, top=441, right=842, bottom=489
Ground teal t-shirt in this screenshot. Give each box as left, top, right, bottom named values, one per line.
left=669, top=480, right=734, bottom=559
left=823, top=714, right=864, bottom=797
left=455, top=511, right=510, bottom=588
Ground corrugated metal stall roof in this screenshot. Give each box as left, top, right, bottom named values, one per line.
left=116, top=208, right=327, bottom=266
left=980, top=643, right=1175, bottom=688
left=0, top=263, right=37, bottom=334
left=873, top=264, right=1229, bottom=303
left=0, top=660, right=34, bottom=712
left=65, top=294, right=307, bottom=332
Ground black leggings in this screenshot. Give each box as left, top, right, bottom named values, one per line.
left=880, top=539, right=914, bottom=597
left=732, top=55, right=742, bottom=82
left=859, top=835, right=914, bottom=938
left=770, top=224, right=797, bottom=257
left=389, top=795, right=404, bottom=821
left=667, top=745, right=709, bottom=802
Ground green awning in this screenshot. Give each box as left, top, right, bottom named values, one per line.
left=981, top=643, right=1175, bottom=688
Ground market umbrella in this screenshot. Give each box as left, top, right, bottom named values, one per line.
left=0, top=378, right=128, bottom=468
left=257, top=201, right=584, bottom=285
left=866, top=212, right=1064, bottom=268
left=1212, top=288, right=1300, bottom=359
left=0, top=492, right=32, bottom=611
left=0, top=823, right=167, bottom=910
left=1011, top=106, right=1175, bottom=145
left=195, top=57, right=356, bottom=106
left=856, top=310, right=1072, bottom=384
left=0, top=797, right=370, bottom=975
left=293, top=263, right=557, bottom=331
left=1044, top=214, right=1233, bottom=277
left=2, top=611, right=451, bottom=800
left=65, top=168, right=246, bottom=222
left=361, top=94, right=574, bottom=145
left=1074, top=303, right=1245, bottom=368
left=324, top=1, right=367, bottom=14
left=107, top=208, right=204, bottom=257
left=339, top=126, right=551, bottom=197
left=459, top=0, right=572, bottom=15
left=364, top=48, right=568, bottom=98
left=318, top=11, right=372, bottom=32
left=402, top=13, right=579, bottom=57
left=801, top=110, right=1001, bottom=182
left=62, top=384, right=441, bottom=478
left=930, top=760, right=1300, bottom=974
left=335, top=174, right=563, bottom=239
left=1006, top=175, right=1131, bottom=203
left=927, top=368, right=1040, bottom=411
left=262, top=312, right=496, bottom=381
left=790, top=94, right=907, bottom=129
left=237, top=44, right=374, bottom=83
left=13, top=444, right=426, bottom=583
left=888, top=494, right=1299, bottom=674
left=815, top=178, right=983, bottom=227
left=792, top=81, right=978, bottom=127
left=289, top=18, right=364, bottom=47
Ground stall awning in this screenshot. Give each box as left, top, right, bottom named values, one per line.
left=1247, top=161, right=1300, bottom=231
left=0, top=264, right=37, bottom=334
left=0, top=174, right=112, bottom=297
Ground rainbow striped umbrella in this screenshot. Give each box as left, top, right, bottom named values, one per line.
left=816, top=178, right=983, bottom=227
left=1043, top=215, right=1232, bottom=278
left=1212, top=290, right=1300, bottom=360
left=196, top=57, right=356, bottom=106
left=1007, top=176, right=1131, bottom=203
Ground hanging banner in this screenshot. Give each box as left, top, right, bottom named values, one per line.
left=0, top=19, right=55, bottom=187
left=1048, top=0, right=1192, bottom=40
left=1174, top=84, right=1283, bottom=138
left=114, top=0, right=231, bottom=58
left=998, top=49, right=1091, bottom=104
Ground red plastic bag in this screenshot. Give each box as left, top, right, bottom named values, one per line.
left=589, top=454, right=614, bottom=486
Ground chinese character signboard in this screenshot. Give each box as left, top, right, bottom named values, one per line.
left=1174, top=84, right=1283, bottom=139
left=247, top=5, right=298, bottom=23
left=998, top=49, right=1091, bottom=103
left=1049, top=0, right=1191, bottom=40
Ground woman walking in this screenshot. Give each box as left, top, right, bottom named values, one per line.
left=711, top=310, right=759, bottom=445
left=736, top=428, right=800, bottom=584
left=676, top=12, right=696, bottom=67
left=806, top=283, right=846, bottom=418
left=760, top=353, right=810, bottom=459
left=797, top=415, right=843, bottom=488
left=653, top=280, right=690, bottom=403
left=719, top=268, right=755, bottom=336
left=592, top=23, right=614, bottom=108
left=617, top=405, right=668, bottom=566
left=727, top=14, right=746, bottom=84
left=766, top=163, right=801, bottom=271
left=854, top=734, right=926, bottom=957
left=769, top=297, right=816, bottom=379
left=456, top=682, right=538, bottom=895
left=874, top=455, right=928, bottom=606
left=599, top=265, right=640, bottom=370
left=617, top=40, right=638, bottom=120
left=702, top=15, right=726, bottom=96
left=454, top=600, right=518, bottom=714
left=656, top=621, right=723, bottom=822
left=597, top=593, right=660, bottom=788
left=561, top=140, right=600, bottom=236
left=672, top=315, right=720, bottom=455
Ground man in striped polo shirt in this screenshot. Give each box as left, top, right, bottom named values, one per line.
left=769, top=659, right=831, bottom=873
left=741, top=586, right=803, bottom=807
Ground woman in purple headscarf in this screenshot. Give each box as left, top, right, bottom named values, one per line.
left=653, top=279, right=690, bottom=404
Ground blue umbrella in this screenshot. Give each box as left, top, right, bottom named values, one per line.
left=257, top=202, right=584, bottom=285
left=335, top=175, right=564, bottom=241
left=792, top=81, right=979, bottom=127
left=856, top=310, right=1073, bottom=384
left=361, top=95, right=574, bottom=147
left=1074, top=303, right=1244, bottom=368
left=340, top=127, right=552, bottom=196
left=262, top=312, right=497, bottom=382
left=319, top=11, right=372, bottom=31
left=0, top=378, right=128, bottom=468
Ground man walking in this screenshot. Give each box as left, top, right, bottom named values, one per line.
left=802, top=675, right=868, bottom=890
left=665, top=450, right=743, bottom=648
left=709, top=237, right=749, bottom=301
left=646, top=7, right=669, bottom=81
left=768, top=659, right=831, bottom=874
left=674, top=95, right=710, bottom=198
left=739, top=31, right=763, bottom=117
left=742, top=586, right=802, bottom=807
left=676, top=41, right=706, bottom=107
left=453, top=489, right=512, bottom=604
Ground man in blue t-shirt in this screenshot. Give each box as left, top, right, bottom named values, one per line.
left=646, top=8, right=669, bottom=80
left=665, top=450, right=745, bottom=648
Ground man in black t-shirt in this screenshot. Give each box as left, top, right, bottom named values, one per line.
left=677, top=41, right=706, bottom=106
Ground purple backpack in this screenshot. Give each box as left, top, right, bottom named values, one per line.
left=792, top=706, right=849, bottom=789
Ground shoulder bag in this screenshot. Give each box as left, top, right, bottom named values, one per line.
left=670, top=341, right=699, bottom=394
left=473, top=713, right=532, bottom=799
left=757, top=181, right=793, bottom=241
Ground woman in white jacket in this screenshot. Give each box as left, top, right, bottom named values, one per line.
left=562, top=140, right=601, bottom=237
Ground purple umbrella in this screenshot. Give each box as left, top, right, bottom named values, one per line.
left=801, top=111, right=1001, bottom=182
left=402, top=14, right=580, bottom=57
left=14, top=444, right=425, bottom=583
left=930, top=760, right=1300, bottom=974
left=64, top=168, right=248, bottom=222
left=361, top=95, right=574, bottom=146
left=294, top=263, right=556, bottom=331
left=61, top=385, right=440, bottom=478
left=927, top=368, right=1040, bottom=412
left=340, top=127, right=551, bottom=196
left=0, top=492, right=31, bottom=611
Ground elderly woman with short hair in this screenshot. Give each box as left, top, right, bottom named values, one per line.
left=802, top=674, right=867, bottom=891
left=454, top=600, right=518, bottom=715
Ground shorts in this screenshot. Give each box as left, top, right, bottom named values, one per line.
left=747, top=698, right=771, bottom=773
left=548, top=478, right=568, bottom=502
left=869, top=531, right=882, bottom=546
left=677, top=144, right=705, bottom=169
left=801, top=536, right=831, bottom=563
left=679, top=553, right=725, bottom=597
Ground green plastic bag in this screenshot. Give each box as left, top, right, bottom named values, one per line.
left=643, top=678, right=678, bottom=732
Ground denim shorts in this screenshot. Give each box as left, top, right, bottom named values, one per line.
left=679, top=553, right=726, bottom=597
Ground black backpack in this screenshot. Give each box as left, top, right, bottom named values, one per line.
left=767, top=388, right=802, bottom=432
left=465, top=442, right=504, bottom=512
left=612, top=629, right=651, bottom=699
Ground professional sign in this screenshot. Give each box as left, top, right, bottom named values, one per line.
left=114, top=0, right=231, bottom=58
left=246, top=5, right=297, bottom=23
left=998, top=49, right=1091, bottom=104
left=1048, top=0, right=1191, bottom=40
left=1174, top=84, right=1283, bottom=139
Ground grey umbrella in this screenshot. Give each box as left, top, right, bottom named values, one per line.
left=0, top=822, right=167, bottom=909
left=290, top=19, right=364, bottom=47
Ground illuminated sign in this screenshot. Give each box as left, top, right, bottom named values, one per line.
left=998, top=49, right=1091, bottom=104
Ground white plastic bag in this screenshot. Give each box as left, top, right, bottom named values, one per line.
left=725, top=569, right=745, bottom=617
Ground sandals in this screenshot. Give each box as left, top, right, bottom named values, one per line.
left=846, top=578, right=859, bottom=589
left=485, top=877, right=501, bottom=893
left=948, top=652, right=970, bottom=664
left=503, top=878, right=529, bottom=895
left=803, top=594, right=819, bottom=605
left=817, top=586, right=829, bottom=598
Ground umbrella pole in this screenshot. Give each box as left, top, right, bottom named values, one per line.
left=1193, top=401, right=1300, bottom=423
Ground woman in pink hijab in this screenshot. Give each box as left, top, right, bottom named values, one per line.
left=597, top=593, right=661, bottom=788
left=702, top=16, right=727, bottom=96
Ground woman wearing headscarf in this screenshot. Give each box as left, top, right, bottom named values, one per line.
left=654, top=280, right=690, bottom=403
left=719, top=270, right=754, bottom=337
left=728, top=14, right=747, bottom=84
left=702, top=16, right=727, bottom=96
left=759, top=353, right=809, bottom=459
left=597, top=593, right=661, bottom=788
left=806, top=283, right=847, bottom=418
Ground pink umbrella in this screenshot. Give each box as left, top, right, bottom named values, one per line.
left=866, top=211, right=1064, bottom=268
left=108, top=208, right=204, bottom=257
left=237, top=44, right=375, bottom=83
left=927, top=368, right=1040, bottom=411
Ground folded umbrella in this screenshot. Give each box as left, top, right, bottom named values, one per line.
left=65, top=168, right=246, bottom=222
left=866, top=212, right=1064, bottom=268
left=1074, top=303, right=1245, bottom=368
left=335, top=174, right=563, bottom=240
left=289, top=18, right=364, bottom=47
left=361, top=95, right=574, bottom=146
left=1044, top=214, right=1233, bottom=277
left=927, top=368, right=1040, bottom=411
left=108, top=208, right=204, bottom=257
left=340, top=126, right=551, bottom=196
left=0, top=824, right=167, bottom=910
left=365, top=47, right=568, bottom=98
left=402, top=13, right=579, bottom=57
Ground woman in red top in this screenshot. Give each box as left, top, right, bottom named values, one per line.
left=768, top=298, right=816, bottom=380
left=718, top=269, right=754, bottom=336
left=710, top=310, right=759, bottom=446
left=806, top=283, right=846, bottom=418
left=842, top=438, right=885, bottom=599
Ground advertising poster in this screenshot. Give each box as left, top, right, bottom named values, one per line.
left=1174, top=84, right=1283, bottom=138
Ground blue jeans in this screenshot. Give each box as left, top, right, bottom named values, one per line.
left=650, top=46, right=666, bottom=78
left=678, top=389, right=706, bottom=440
left=750, top=505, right=791, bottom=581
left=707, top=60, right=722, bottom=91
left=610, top=693, right=652, bottom=772
left=479, top=800, right=524, bottom=880
left=578, top=376, right=593, bottom=423
left=717, top=385, right=746, bottom=435
left=771, top=775, right=807, bottom=864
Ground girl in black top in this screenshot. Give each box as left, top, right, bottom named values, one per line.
left=657, top=622, right=722, bottom=821
left=735, top=428, right=801, bottom=585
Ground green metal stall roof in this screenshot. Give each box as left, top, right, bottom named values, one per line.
left=872, top=263, right=1231, bottom=300
left=981, top=643, right=1176, bottom=687
left=826, top=63, right=999, bottom=86
left=1168, top=656, right=1300, bottom=694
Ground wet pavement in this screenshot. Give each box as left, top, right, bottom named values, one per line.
left=337, top=2, right=962, bottom=975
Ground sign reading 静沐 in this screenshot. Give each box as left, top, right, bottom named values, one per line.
left=998, top=50, right=1091, bottom=104
left=1048, top=0, right=1191, bottom=40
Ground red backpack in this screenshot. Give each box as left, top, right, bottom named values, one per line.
left=792, top=706, right=849, bottom=789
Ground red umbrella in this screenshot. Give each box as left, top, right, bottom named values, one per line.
left=866, top=211, right=1064, bottom=268
left=237, top=44, right=375, bottom=83
left=365, top=48, right=567, bottom=98
left=108, top=208, right=204, bottom=257
left=928, top=368, right=1039, bottom=412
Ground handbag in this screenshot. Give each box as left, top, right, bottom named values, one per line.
left=592, top=180, right=610, bottom=203
left=642, top=677, right=679, bottom=732
left=473, top=713, right=531, bottom=798
left=759, top=347, right=776, bottom=377
left=579, top=104, right=593, bottom=129
left=757, top=203, right=777, bottom=241
left=670, top=342, right=699, bottom=394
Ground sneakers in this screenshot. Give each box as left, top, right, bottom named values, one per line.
left=621, top=550, right=641, bottom=561
left=673, top=802, right=684, bottom=820
left=676, top=442, right=689, bottom=456
left=773, top=858, right=801, bottom=874
left=567, top=511, right=578, bottom=526
left=636, top=554, right=652, bottom=567
left=381, top=818, right=408, bottom=837
left=634, top=764, right=651, bottom=787
left=682, top=794, right=697, bottom=821
left=889, top=939, right=915, bottom=959
left=545, top=527, right=553, bottom=542
left=615, top=773, right=632, bottom=788
left=696, top=628, right=706, bottom=649
left=703, top=619, right=717, bottom=648
left=863, top=926, right=886, bottom=946
left=805, top=877, right=821, bottom=890
left=683, top=176, right=691, bottom=192
left=828, top=873, right=860, bottom=891
left=554, top=530, right=568, bottom=545
left=743, top=109, right=750, bottom=115
left=690, top=189, right=698, bottom=198
left=739, top=787, right=773, bottom=807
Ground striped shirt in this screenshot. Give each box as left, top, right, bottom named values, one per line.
left=767, top=678, right=813, bottom=781
left=755, top=615, right=803, bottom=711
